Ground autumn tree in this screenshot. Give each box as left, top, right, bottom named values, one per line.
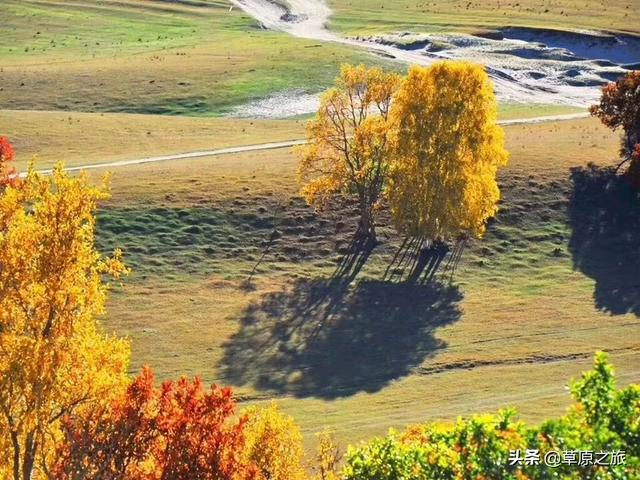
left=631, top=144, right=640, bottom=190
left=0, top=136, right=18, bottom=189
left=297, top=64, right=400, bottom=243
left=54, top=367, right=159, bottom=479
left=155, top=375, right=255, bottom=480
left=590, top=71, right=640, bottom=159
left=0, top=164, right=130, bottom=480
left=55, top=367, right=258, bottom=480
left=388, top=62, right=508, bottom=242
left=343, top=353, right=639, bottom=479
left=590, top=71, right=640, bottom=185
left=313, top=429, right=342, bottom=480
left=243, top=403, right=307, bottom=480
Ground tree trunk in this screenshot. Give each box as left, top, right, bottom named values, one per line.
left=22, top=434, right=36, bottom=480
left=11, top=432, right=20, bottom=480
left=357, top=210, right=376, bottom=243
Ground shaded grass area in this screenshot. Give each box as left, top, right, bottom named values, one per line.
left=327, top=0, right=640, bottom=35
left=0, top=0, right=386, bottom=116
left=97, top=205, right=269, bottom=279
left=568, top=164, right=640, bottom=316
left=97, top=195, right=370, bottom=280
left=96, top=151, right=574, bottom=291
left=221, top=278, right=462, bottom=398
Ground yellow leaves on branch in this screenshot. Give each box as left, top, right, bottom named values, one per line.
left=389, top=62, right=509, bottom=240
left=243, top=402, right=307, bottom=480
left=297, top=62, right=509, bottom=242
left=0, top=163, right=130, bottom=480
left=297, top=64, right=400, bottom=238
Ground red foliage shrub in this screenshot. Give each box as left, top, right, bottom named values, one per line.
left=55, top=367, right=258, bottom=480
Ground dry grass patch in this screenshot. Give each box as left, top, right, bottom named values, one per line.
left=0, top=110, right=304, bottom=169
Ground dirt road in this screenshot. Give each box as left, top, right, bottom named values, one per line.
left=28, top=112, right=588, bottom=177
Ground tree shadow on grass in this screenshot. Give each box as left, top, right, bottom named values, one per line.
left=220, top=277, right=462, bottom=399
left=568, top=164, right=640, bottom=316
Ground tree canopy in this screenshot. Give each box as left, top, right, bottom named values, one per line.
left=243, top=402, right=307, bottom=480
left=387, top=62, right=508, bottom=241
left=0, top=137, right=18, bottom=189
left=0, top=165, right=130, bottom=480
left=298, top=62, right=508, bottom=245
left=590, top=71, right=640, bottom=187
left=343, top=352, right=639, bottom=479
left=590, top=70, right=640, bottom=158
left=297, top=64, right=400, bottom=242
left=55, top=367, right=258, bottom=480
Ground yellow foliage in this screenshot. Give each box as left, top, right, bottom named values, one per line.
left=0, top=164, right=130, bottom=480
left=297, top=64, right=400, bottom=238
left=388, top=62, right=509, bottom=240
left=243, top=402, right=307, bottom=480
left=314, top=429, right=342, bottom=480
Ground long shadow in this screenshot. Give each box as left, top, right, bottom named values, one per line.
left=332, top=234, right=375, bottom=282
left=220, top=278, right=462, bottom=398
left=384, top=237, right=466, bottom=284
left=568, top=164, right=640, bottom=316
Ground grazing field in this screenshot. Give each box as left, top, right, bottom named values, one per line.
left=0, top=0, right=614, bottom=121
left=0, top=110, right=303, bottom=169
left=81, top=117, right=640, bottom=448
left=328, top=0, right=640, bottom=35
left=0, top=0, right=381, bottom=116
left=2, top=0, right=639, bottom=476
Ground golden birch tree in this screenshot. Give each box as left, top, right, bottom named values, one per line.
left=297, top=64, right=400, bottom=242
left=0, top=164, right=130, bottom=480
left=388, top=62, right=509, bottom=241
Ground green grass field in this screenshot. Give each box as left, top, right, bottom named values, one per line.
left=0, top=0, right=606, bottom=120
left=327, top=0, right=640, bottom=35
left=0, top=1, right=383, bottom=116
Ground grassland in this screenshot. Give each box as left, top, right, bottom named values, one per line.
left=0, top=110, right=305, bottom=169
left=0, top=0, right=609, bottom=122
left=3, top=0, right=638, bottom=456
left=0, top=0, right=384, bottom=116
left=0, top=106, right=586, bottom=170
left=77, top=117, right=640, bottom=449
left=327, top=0, right=640, bottom=35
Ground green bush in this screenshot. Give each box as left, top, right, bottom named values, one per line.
left=343, top=353, right=639, bottom=479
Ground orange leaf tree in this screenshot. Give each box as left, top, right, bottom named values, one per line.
left=55, top=367, right=259, bottom=480
left=590, top=71, right=640, bottom=179
left=0, top=136, right=18, bottom=189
